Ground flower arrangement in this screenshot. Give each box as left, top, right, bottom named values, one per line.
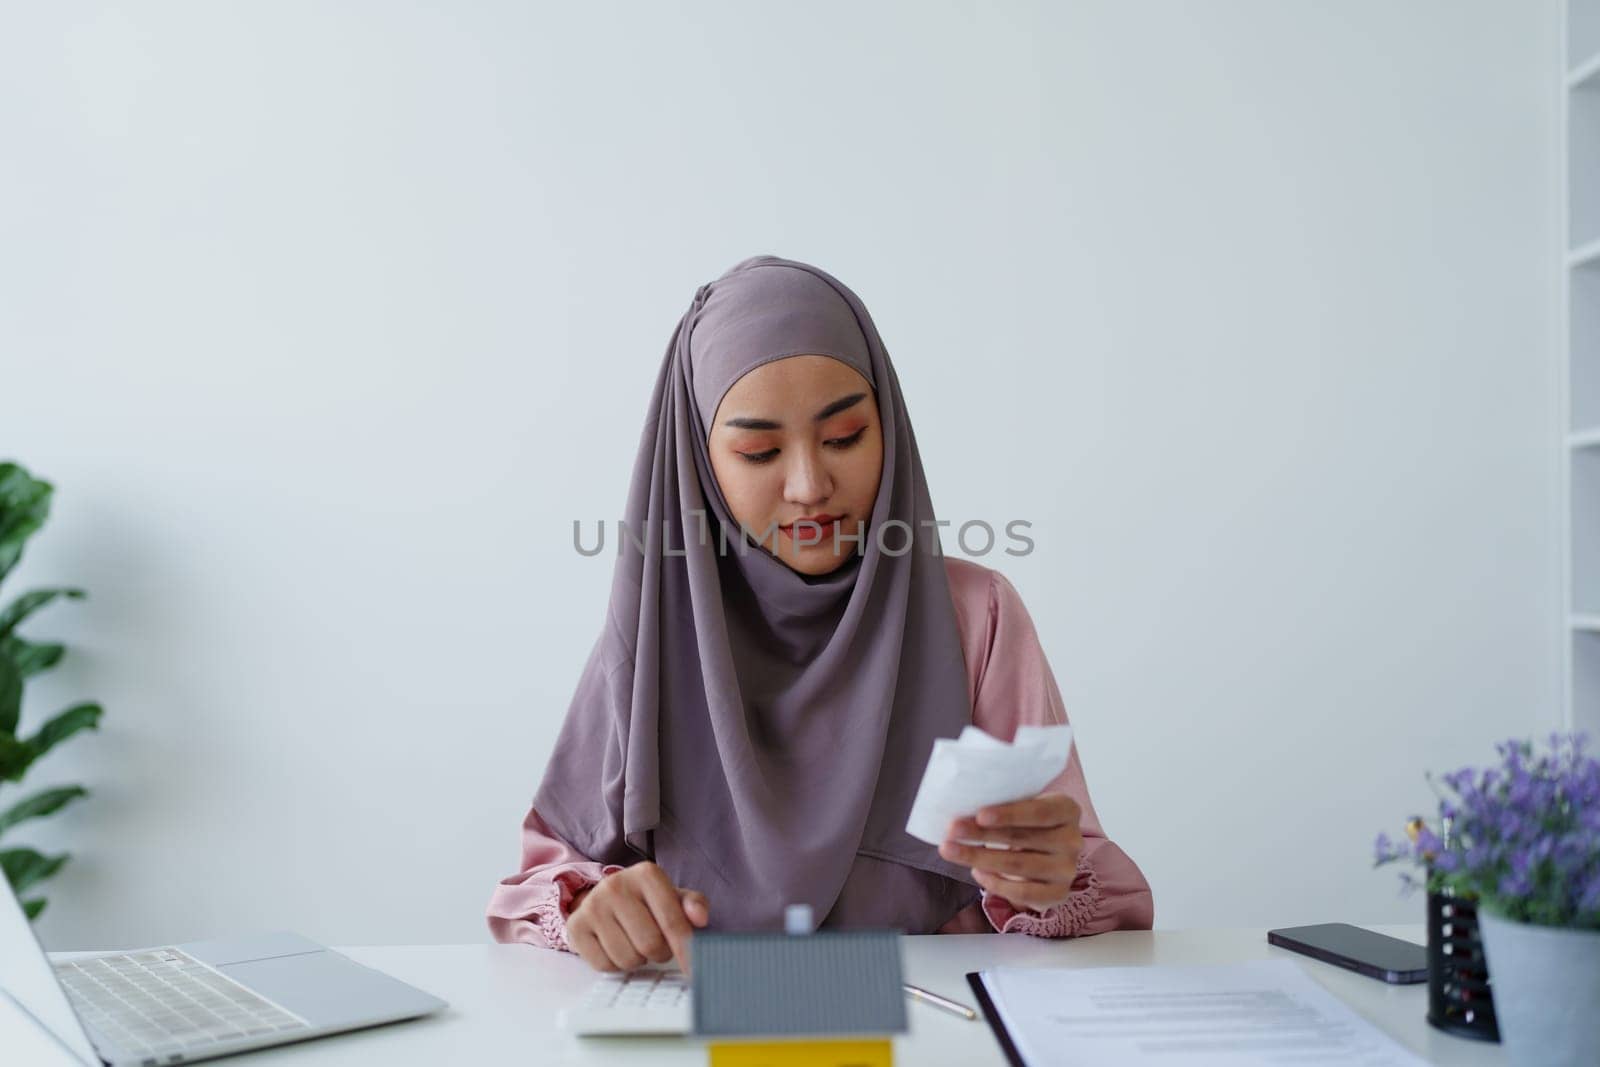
left=1372, top=731, right=1600, bottom=930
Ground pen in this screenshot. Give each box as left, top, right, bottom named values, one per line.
left=903, top=982, right=978, bottom=1021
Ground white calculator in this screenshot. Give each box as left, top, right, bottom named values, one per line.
left=558, top=966, right=693, bottom=1036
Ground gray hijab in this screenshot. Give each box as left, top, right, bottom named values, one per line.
left=532, top=254, right=979, bottom=932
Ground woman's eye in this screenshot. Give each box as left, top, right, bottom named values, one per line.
left=737, top=428, right=864, bottom=465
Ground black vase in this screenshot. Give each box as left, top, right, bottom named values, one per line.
left=1425, top=882, right=1500, bottom=1042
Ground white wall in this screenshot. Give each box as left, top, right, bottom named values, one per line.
left=1, top=0, right=1561, bottom=950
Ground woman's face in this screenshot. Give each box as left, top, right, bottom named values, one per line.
left=708, top=354, right=884, bottom=576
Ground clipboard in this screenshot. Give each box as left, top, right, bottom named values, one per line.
left=965, top=971, right=1027, bottom=1067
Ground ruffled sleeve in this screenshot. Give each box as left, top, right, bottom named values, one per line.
left=485, top=805, right=625, bottom=951
left=958, top=563, right=1155, bottom=937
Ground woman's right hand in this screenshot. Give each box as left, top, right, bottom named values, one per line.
left=566, top=861, right=710, bottom=974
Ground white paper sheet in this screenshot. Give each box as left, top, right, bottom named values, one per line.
left=904, top=723, right=1074, bottom=845
left=974, top=959, right=1427, bottom=1066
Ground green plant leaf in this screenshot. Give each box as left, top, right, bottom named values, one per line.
left=0, top=645, right=18, bottom=736
left=1, top=636, right=64, bottom=679
left=0, top=464, right=52, bottom=583
left=0, top=785, right=87, bottom=835
left=0, top=587, right=86, bottom=640
left=0, top=846, right=67, bottom=895
left=0, top=734, right=32, bottom=782
left=22, top=897, right=45, bottom=920
left=28, top=703, right=102, bottom=759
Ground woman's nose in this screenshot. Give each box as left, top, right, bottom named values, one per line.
left=784, top=448, right=833, bottom=505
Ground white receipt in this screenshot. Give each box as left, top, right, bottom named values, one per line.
left=974, top=959, right=1428, bottom=1066
left=904, top=723, right=1074, bottom=845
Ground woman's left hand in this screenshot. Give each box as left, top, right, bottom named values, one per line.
left=939, top=793, right=1084, bottom=912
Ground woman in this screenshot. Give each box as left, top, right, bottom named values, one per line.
left=487, top=255, right=1153, bottom=973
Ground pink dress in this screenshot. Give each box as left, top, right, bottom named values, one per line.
left=486, top=557, right=1155, bottom=950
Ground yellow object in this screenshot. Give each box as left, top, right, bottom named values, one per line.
left=708, top=1037, right=893, bottom=1067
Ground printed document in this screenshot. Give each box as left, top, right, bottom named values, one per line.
left=971, top=959, right=1426, bottom=1066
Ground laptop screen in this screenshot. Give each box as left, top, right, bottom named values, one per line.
left=0, top=873, right=99, bottom=1064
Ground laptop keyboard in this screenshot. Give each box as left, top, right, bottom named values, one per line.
left=54, top=948, right=310, bottom=1059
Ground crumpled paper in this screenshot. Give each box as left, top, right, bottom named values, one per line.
left=905, top=723, right=1074, bottom=846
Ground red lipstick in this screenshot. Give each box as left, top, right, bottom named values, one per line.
left=779, top=513, right=842, bottom=534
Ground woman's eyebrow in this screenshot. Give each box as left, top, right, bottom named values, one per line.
left=722, top=392, right=867, bottom=431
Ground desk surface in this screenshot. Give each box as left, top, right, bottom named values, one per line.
left=52, top=925, right=1504, bottom=1066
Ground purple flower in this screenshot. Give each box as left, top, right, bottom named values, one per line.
left=1374, top=731, right=1600, bottom=929
left=1581, top=872, right=1600, bottom=913
left=1499, top=870, right=1532, bottom=898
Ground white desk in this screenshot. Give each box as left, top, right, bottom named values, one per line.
left=52, top=925, right=1505, bottom=1065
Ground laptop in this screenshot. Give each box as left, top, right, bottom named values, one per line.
left=0, top=873, right=446, bottom=1066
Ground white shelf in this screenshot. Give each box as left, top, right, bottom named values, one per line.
left=1569, top=49, right=1600, bottom=89
left=1575, top=631, right=1600, bottom=732
left=1574, top=0, right=1600, bottom=69
left=1570, top=81, right=1600, bottom=250
left=1575, top=258, right=1600, bottom=431
left=1574, top=447, right=1600, bottom=618
left=1568, top=3, right=1600, bottom=739
left=1569, top=236, right=1600, bottom=267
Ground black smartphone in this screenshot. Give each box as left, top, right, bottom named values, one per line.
left=1266, top=923, right=1428, bottom=984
